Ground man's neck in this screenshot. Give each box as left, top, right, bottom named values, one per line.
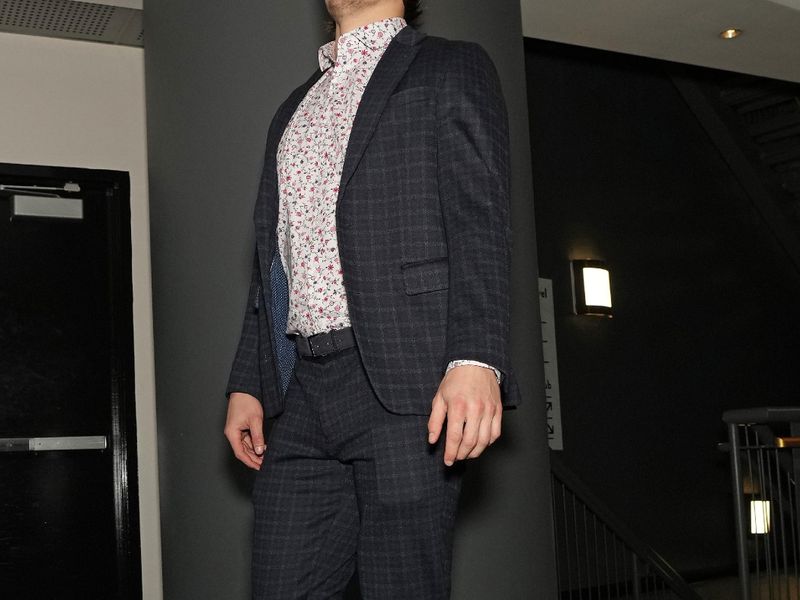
left=334, top=6, right=404, bottom=39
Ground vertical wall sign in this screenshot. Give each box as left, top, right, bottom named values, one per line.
left=539, top=278, right=564, bottom=450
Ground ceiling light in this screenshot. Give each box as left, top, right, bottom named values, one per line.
left=720, top=28, right=743, bottom=39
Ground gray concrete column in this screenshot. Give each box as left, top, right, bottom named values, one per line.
left=421, top=3, right=556, bottom=598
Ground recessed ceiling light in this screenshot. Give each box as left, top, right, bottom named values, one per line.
left=720, top=28, right=743, bottom=39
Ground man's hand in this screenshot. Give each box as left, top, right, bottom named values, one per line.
left=427, top=365, right=502, bottom=466
left=224, top=392, right=266, bottom=470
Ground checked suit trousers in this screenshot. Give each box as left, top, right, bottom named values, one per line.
left=252, top=345, right=462, bottom=600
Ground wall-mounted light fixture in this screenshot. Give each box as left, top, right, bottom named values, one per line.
left=571, top=259, right=612, bottom=317
left=750, top=500, right=771, bottom=535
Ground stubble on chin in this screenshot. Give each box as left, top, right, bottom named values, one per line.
left=324, top=0, right=374, bottom=20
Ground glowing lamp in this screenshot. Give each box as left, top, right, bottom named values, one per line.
left=750, top=500, right=771, bottom=535
left=571, top=259, right=612, bottom=317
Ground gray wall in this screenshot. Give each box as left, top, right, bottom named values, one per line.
left=144, top=1, right=555, bottom=597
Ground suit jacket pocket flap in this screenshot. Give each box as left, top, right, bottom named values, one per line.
left=386, top=86, right=433, bottom=107
left=402, top=257, right=449, bottom=295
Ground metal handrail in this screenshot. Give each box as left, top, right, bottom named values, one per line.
left=723, top=407, right=800, bottom=600
left=551, top=452, right=702, bottom=599
left=723, top=407, right=800, bottom=425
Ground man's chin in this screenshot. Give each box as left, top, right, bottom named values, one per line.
left=324, top=0, right=376, bottom=20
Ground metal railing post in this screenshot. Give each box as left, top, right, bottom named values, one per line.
left=791, top=421, right=800, bottom=553
left=728, top=421, right=751, bottom=600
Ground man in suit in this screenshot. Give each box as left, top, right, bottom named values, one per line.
left=224, top=0, right=520, bottom=597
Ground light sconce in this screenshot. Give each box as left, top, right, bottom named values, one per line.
left=571, top=259, right=612, bottom=317
left=750, top=500, right=771, bottom=535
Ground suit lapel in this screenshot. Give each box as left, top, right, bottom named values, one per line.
left=271, top=68, right=326, bottom=160
left=337, top=26, right=425, bottom=199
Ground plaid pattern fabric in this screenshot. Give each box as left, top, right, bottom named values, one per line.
left=252, top=347, right=461, bottom=599
left=226, top=25, right=520, bottom=418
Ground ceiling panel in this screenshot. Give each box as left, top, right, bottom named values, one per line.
left=81, top=0, right=141, bottom=8
left=0, top=0, right=142, bottom=46
left=521, top=0, right=800, bottom=83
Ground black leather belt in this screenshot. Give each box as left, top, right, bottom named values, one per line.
left=294, top=327, right=356, bottom=358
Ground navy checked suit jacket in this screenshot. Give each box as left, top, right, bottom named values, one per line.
left=226, top=26, right=521, bottom=418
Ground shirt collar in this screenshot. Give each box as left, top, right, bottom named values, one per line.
left=318, top=17, right=407, bottom=70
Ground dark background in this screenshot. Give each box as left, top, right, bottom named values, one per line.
left=526, top=37, right=800, bottom=578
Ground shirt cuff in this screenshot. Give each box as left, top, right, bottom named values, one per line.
left=446, top=360, right=503, bottom=385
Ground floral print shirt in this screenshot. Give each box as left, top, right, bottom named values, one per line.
left=276, top=17, right=407, bottom=337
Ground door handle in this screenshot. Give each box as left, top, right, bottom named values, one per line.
left=0, top=436, right=107, bottom=452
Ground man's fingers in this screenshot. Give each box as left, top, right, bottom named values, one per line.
left=444, top=403, right=466, bottom=466
left=225, top=393, right=265, bottom=470
left=431, top=366, right=503, bottom=465
left=456, top=405, right=481, bottom=461
left=224, top=425, right=242, bottom=454
left=468, top=408, right=494, bottom=459
left=250, top=415, right=266, bottom=455
left=227, top=430, right=262, bottom=470
left=427, top=394, right=447, bottom=444
left=490, top=407, right=502, bottom=445
left=241, top=433, right=265, bottom=461
left=226, top=427, right=262, bottom=470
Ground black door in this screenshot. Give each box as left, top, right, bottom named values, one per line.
left=0, top=163, right=140, bottom=598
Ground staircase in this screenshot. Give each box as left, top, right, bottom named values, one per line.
left=551, top=454, right=702, bottom=599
